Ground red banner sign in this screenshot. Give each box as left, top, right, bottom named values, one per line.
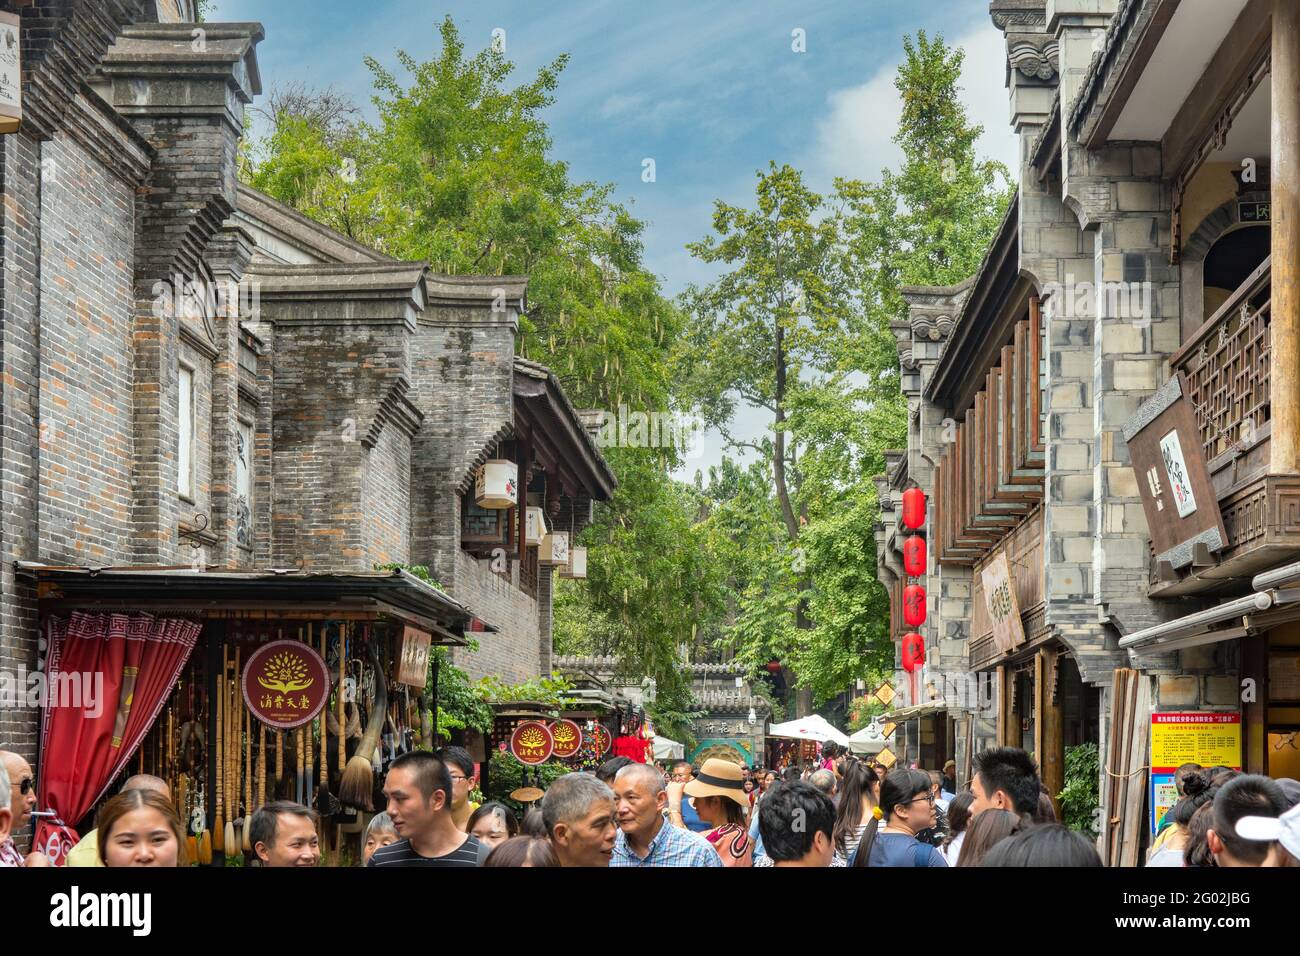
left=550, top=719, right=583, bottom=759
left=242, top=640, right=330, bottom=729
left=510, top=721, right=554, bottom=765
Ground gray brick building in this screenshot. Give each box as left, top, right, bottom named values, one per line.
left=876, top=0, right=1300, bottom=860
left=0, top=0, right=615, bottom=808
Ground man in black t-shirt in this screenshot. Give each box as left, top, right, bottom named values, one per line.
left=368, top=752, right=489, bottom=867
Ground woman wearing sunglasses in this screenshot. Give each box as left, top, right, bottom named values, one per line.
left=850, top=768, right=948, bottom=867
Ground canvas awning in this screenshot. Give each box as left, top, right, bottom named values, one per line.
left=881, top=703, right=946, bottom=722
left=653, top=735, right=685, bottom=761
left=766, top=714, right=849, bottom=746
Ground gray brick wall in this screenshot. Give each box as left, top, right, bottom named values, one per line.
left=409, top=307, right=517, bottom=590
left=451, top=549, right=542, bottom=683
left=36, top=130, right=137, bottom=564
left=0, top=131, right=44, bottom=766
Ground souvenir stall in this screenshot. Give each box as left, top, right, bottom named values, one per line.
left=19, top=565, right=490, bottom=866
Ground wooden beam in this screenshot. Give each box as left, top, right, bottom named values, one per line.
left=1162, top=0, right=1272, bottom=178
left=1084, top=0, right=1183, bottom=148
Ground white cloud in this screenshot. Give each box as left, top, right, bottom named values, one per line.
left=806, top=24, right=1019, bottom=189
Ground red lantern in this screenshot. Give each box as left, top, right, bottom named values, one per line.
left=903, top=535, right=926, bottom=577
left=902, top=487, right=926, bottom=530
left=765, top=660, right=782, bottom=674
left=903, top=584, right=927, bottom=626
left=901, top=633, right=925, bottom=672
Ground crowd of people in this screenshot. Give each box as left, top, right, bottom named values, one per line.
left=1, top=743, right=1296, bottom=867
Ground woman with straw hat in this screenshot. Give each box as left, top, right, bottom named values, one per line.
left=679, top=758, right=753, bottom=867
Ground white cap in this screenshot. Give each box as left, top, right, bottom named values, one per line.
left=1235, top=802, right=1300, bottom=859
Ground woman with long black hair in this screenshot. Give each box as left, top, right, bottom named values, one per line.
left=850, top=768, right=947, bottom=867
left=832, top=760, right=881, bottom=863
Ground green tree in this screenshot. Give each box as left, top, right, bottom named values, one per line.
left=246, top=19, right=717, bottom=701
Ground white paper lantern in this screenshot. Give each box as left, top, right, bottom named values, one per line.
left=0, top=14, right=21, bottom=136
left=560, top=545, right=587, bottom=579
left=540, top=530, right=570, bottom=566
left=525, top=506, right=547, bottom=546
left=474, top=459, right=518, bottom=509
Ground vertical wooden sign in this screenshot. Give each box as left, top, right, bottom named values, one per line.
left=981, top=551, right=1025, bottom=654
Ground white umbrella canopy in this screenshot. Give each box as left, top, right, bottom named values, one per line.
left=847, top=721, right=887, bottom=755
left=766, top=714, right=849, bottom=746
left=653, top=735, right=685, bottom=761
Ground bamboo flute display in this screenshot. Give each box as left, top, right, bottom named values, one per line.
left=214, top=646, right=226, bottom=853
left=243, top=686, right=253, bottom=852
left=225, top=646, right=239, bottom=855
left=337, top=623, right=346, bottom=774
left=305, top=624, right=315, bottom=808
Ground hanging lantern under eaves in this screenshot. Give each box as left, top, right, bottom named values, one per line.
left=560, top=546, right=587, bottom=579
left=0, top=13, right=21, bottom=137
left=525, top=506, right=547, bottom=546
left=475, top=459, right=518, bottom=509
left=540, top=530, right=570, bottom=566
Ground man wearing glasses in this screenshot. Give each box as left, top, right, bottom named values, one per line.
left=435, top=746, right=480, bottom=832
left=1, top=750, right=50, bottom=867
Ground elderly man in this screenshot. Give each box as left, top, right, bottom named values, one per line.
left=809, top=769, right=837, bottom=801
left=612, top=763, right=720, bottom=867
left=542, top=772, right=617, bottom=867
left=249, top=801, right=321, bottom=868
left=0, top=750, right=49, bottom=868
left=66, top=774, right=171, bottom=868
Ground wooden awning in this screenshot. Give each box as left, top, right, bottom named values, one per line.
left=16, top=564, right=498, bottom=645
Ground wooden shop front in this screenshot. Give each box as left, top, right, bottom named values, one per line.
left=20, top=564, right=492, bottom=865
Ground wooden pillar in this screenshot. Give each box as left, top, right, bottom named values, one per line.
left=1040, top=647, right=1065, bottom=813
left=1272, top=0, right=1300, bottom=474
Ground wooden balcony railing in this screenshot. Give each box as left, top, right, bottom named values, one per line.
left=1148, top=258, right=1300, bottom=595
left=1170, top=256, right=1271, bottom=469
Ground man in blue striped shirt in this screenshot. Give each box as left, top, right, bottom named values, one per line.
left=610, top=764, right=721, bottom=867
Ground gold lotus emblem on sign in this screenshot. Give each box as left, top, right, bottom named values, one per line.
left=517, top=725, right=547, bottom=749
left=553, top=723, right=577, bottom=746
left=257, top=651, right=315, bottom=694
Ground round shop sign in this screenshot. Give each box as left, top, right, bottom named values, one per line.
left=550, top=719, right=583, bottom=759
left=242, top=640, right=330, bottom=729
left=510, top=721, right=554, bottom=765
left=586, top=722, right=612, bottom=757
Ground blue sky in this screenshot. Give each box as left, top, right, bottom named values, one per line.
left=209, top=0, right=1020, bottom=476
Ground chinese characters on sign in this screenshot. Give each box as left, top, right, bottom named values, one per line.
left=242, top=640, right=330, bottom=729
left=509, top=721, right=554, bottom=765
left=1122, top=374, right=1226, bottom=571
left=550, top=718, right=583, bottom=759
left=1158, top=429, right=1197, bottom=518
left=980, top=551, right=1025, bottom=654
left=395, top=625, right=431, bottom=688
left=1149, top=712, right=1241, bottom=834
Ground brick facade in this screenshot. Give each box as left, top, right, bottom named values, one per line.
left=0, top=4, right=615, bottom=801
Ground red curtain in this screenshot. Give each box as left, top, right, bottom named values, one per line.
left=34, top=611, right=201, bottom=865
